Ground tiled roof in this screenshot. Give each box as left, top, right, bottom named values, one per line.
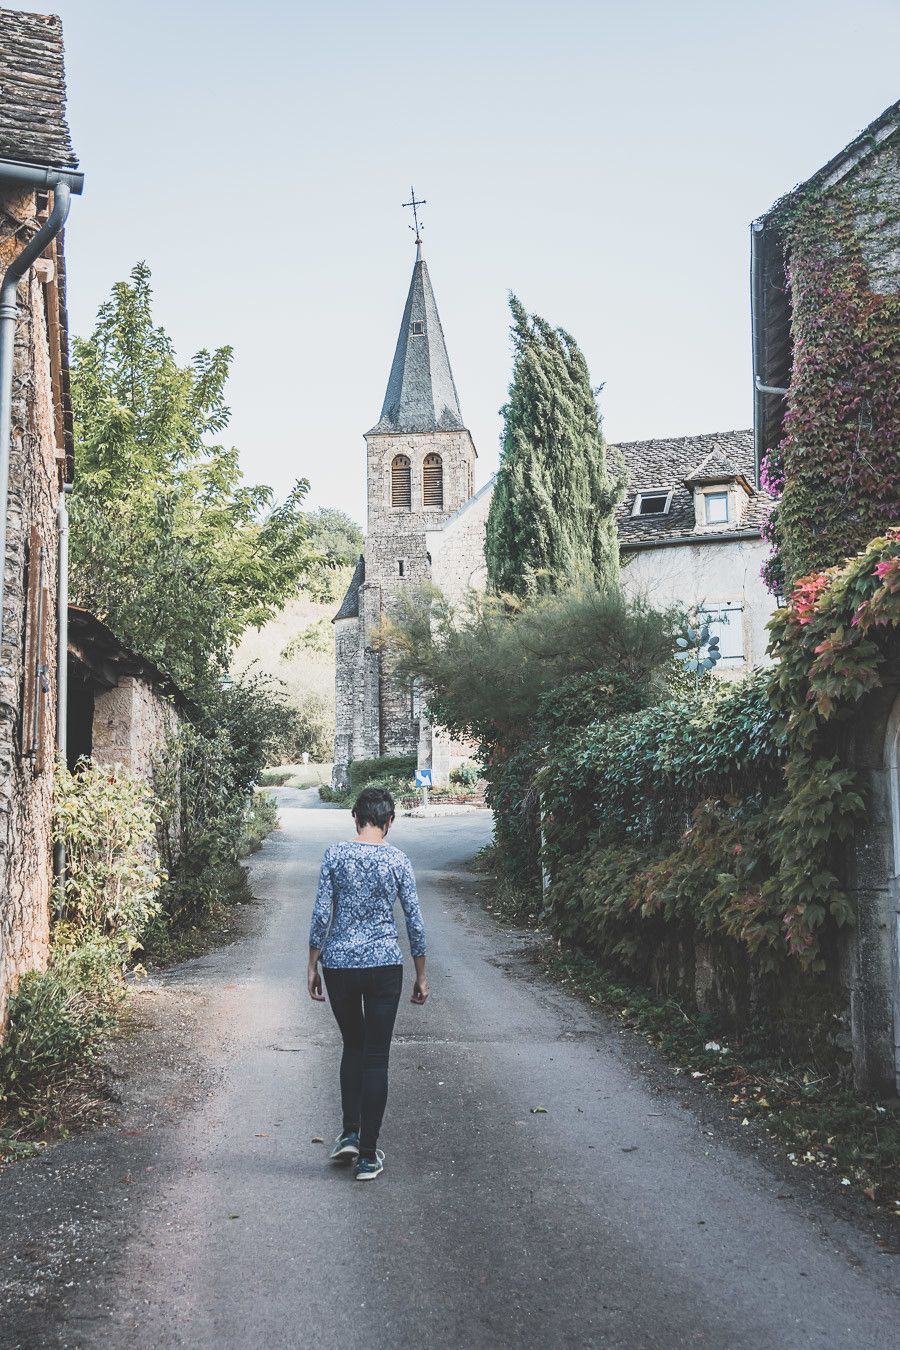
left=368, top=251, right=465, bottom=435
left=0, top=9, right=77, bottom=169
left=333, top=555, right=365, bottom=621
left=614, top=430, right=773, bottom=546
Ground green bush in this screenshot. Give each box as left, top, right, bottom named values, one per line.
left=239, top=791, right=279, bottom=856
left=154, top=673, right=296, bottom=921
left=347, top=756, right=417, bottom=791
left=450, top=760, right=480, bottom=789
left=53, top=759, right=163, bottom=956
left=0, top=937, right=123, bottom=1122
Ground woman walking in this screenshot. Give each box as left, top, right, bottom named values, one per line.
left=308, top=787, right=428, bottom=1180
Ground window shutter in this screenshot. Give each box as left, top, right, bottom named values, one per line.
left=391, top=455, right=412, bottom=509
left=21, top=527, right=51, bottom=772
left=423, top=453, right=443, bottom=509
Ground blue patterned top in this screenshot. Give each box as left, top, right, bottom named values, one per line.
left=309, top=841, right=426, bottom=969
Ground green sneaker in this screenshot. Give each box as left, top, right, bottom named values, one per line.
left=329, top=1129, right=360, bottom=1161
left=353, top=1150, right=385, bottom=1181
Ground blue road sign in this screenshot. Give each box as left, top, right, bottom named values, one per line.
left=415, top=768, right=433, bottom=788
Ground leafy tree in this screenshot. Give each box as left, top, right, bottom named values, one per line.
left=302, top=507, right=364, bottom=604
left=70, top=263, right=317, bottom=699
left=485, top=296, right=624, bottom=597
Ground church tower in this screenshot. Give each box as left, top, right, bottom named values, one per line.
left=333, top=234, right=478, bottom=786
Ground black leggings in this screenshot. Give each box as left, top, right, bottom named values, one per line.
left=322, top=964, right=403, bottom=1159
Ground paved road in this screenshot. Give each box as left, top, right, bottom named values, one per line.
left=4, top=796, right=898, bottom=1348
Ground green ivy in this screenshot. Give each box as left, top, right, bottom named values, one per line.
left=764, top=146, right=900, bottom=587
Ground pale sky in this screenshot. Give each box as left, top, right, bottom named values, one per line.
left=14, top=0, right=900, bottom=526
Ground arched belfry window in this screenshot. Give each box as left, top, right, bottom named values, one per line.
left=391, top=454, right=411, bottom=509
left=423, top=453, right=444, bottom=509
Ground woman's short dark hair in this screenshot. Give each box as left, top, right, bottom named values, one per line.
left=352, top=787, right=396, bottom=831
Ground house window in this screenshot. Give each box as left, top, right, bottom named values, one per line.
left=704, top=491, right=730, bottom=525
left=702, top=604, right=744, bottom=664
left=423, top=453, right=444, bottom=508
left=631, top=489, right=672, bottom=517
left=391, top=454, right=412, bottom=509
left=397, top=558, right=405, bottom=578
left=411, top=320, right=425, bottom=335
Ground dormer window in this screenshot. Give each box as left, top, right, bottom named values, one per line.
left=411, top=320, right=425, bottom=336
left=631, top=488, right=672, bottom=517
left=703, top=491, right=730, bottom=525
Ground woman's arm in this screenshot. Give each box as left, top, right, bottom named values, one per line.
left=411, top=953, right=428, bottom=1005
left=308, top=946, right=325, bottom=1001
left=398, top=857, right=428, bottom=1004
left=308, top=852, right=334, bottom=1001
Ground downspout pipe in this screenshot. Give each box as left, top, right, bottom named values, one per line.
left=750, top=219, right=788, bottom=476
left=0, top=176, right=76, bottom=677
left=53, top=483, right=71, bottom=888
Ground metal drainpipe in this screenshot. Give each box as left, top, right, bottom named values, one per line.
left=0, top=160, right=84, bottom=915
left=0, top=178, right=76, bottom=675
left=53, top=482, right=71, bottom=887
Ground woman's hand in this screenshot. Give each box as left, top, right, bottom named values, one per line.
left=308, top=964, right=325, bottom=1002
left=410, top=975, right=428, bottom=1005
left=411, top=955, right=428, bottom=1005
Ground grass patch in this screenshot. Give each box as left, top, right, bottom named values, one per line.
left=260, top=761, right=333, bottom=789
left=477, top=864, right=900, bottom=1221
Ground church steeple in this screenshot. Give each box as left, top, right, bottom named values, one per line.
left=368, top=249, right=466, bottom=436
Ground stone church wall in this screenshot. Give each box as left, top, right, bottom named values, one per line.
left=0, top=190, right=63, bottom=1024
left=427, top=479, right=493, bottom=606
left=360, top=428, right=478, bottom=760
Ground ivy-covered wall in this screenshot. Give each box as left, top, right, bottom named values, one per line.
left=764, top=129, right=900, bottom=591
left=537, top=529, right=900, bottom=1074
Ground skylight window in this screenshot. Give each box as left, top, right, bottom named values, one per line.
left=631, top=489, right=672, bottom=518
left=411, top=320, right=425, bottom=336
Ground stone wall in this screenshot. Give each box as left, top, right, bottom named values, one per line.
left=0, top=190, right=62, bottom=1024
left=837, top=669, right=900, bottom=1095
left=91, top=675, right=179, bottom=782
left=426, top=478, right=492, bottom=606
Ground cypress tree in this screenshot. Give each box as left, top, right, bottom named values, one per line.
left=485, top=296, right=623, bottom=597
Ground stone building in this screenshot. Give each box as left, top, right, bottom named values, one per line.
left=751, top=99, right=900, bottom=1094
left=333, top=241, right=484, bottom=788
left=66, top=606, right=191, bottom=780
left=0, top=10, right=81, bottom=1024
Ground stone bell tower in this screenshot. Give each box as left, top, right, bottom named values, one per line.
left=332, top=228, right=478, bottom=784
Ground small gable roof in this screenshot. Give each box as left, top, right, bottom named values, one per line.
left=333, top=555, right=365, bottom=621
left=683, top=446, right=747, bottom=488
left=0, top=9, right=78, bottom=170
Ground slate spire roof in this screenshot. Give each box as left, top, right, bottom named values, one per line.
left=368, top=249, right=466, bottom=435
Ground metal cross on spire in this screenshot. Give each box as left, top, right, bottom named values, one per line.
left=402, top=187, right=426, bottom=246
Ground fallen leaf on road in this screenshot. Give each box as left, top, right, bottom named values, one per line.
left=530, top=1107, right=548, bottom=1114
left=311, top=1136, right=324, bottom=1143
left=255, top=1133, right=269, bottom=1138
left=228, top=1214, right=240, bottom=1220
left=621, top=1146, right=638, bottom=1153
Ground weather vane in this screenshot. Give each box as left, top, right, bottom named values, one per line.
left=402, top=186, right=426, bottom=244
